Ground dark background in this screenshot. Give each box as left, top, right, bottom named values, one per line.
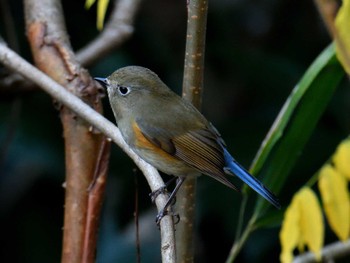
left=1, top=0, right=349, bottom=262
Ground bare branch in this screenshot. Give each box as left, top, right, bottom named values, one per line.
left=293, top=239, right=350, bottom=263
left=0, top=42, right=176, bottom=263
left=24, top=0, right=107, bottom=261
left=0, top=0, right=141, bottom=96
left=82, top=139, right=110, bottom=263
left=176, top=0, right=208, bottom=262
left=76, top=0, right=142, bottom=66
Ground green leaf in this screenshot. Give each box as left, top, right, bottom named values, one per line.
left=250, top=44, right=344, bottom=215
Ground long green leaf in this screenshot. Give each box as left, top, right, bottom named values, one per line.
left=250, top=44, right=344, bottom=216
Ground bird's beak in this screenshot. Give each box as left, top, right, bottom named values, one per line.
left=94, top=77, right=109, bottom=88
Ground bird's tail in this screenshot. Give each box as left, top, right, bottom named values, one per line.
left=223, top=147, right=281, bottom=209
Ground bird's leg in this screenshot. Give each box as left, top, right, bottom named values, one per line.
left=156, top=177, right=185, bottom=225
left=149, top=176, right=177, bottom=203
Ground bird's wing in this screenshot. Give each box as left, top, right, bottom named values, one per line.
left=136, top=119, right=239, bottom=191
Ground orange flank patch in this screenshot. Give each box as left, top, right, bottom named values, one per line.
left=131, top=121, right=179, bottom=163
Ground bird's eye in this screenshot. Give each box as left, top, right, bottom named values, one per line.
left=117, top=85, right=130, bottom=96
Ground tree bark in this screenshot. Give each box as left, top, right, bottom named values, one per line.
left=176, top=0, right=208, bottom=262
left=24, top=0, right=109, bottom=262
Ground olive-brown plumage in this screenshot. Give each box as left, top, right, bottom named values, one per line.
left=95, top=66, right=280, bottom=218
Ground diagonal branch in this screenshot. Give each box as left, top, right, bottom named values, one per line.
left=0, top=42, right=176, bottom=263
left=293, top=239, right=350, bottom=263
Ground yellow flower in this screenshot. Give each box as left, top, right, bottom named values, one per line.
left=333, top=138, right=350, bottom=180
left=319, top=164, right=350, bottom=241
left=280, top=187, right=324, bottom=263
left=335, top=0, right=350, bottom=74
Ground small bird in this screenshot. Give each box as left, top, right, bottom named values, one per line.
left=95, top=66, right=280, bottom=223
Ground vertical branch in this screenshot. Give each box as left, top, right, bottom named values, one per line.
left=176, top=0, right=208, bottom=262
left=82, top=139, right=111, bottom=263
left=24, top=0, right=109, bottom=262
left=182, top=0, right=207, bottom=108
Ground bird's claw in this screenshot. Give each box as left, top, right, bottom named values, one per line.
left=155, top=209, right=180, bottom=226
left=149, top=186, right=168, bottom=203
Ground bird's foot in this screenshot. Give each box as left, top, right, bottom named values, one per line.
left=149, top=186, right=168, bottom=203
left=149, top=177, right=178, bottom=203
left=156, top=209, right=180, bottom=226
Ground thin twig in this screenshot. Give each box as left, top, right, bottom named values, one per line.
left=82, top=139, right=111, bottom=263
left=0, top=42, right=176, bottom=263
left=134, top=170, right=141, bottom=263
left=226, top=214, right=257, bottom=263
left=293, top=239, right=350, bottom=263
left=234, top=194, right=248, bottom=243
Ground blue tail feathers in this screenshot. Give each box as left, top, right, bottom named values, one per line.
left=223, top=148, right=281, bottom=209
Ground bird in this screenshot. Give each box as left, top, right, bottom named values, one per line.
left=94, top=66, right=280, bottom=223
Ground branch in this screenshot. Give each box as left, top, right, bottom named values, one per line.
left=175, top=0, right=208, bottom=262
left=76, top=0, right=142, bottom=66
left=24, top=0, right=109, bottom=262
left=0, top=0, right=141, bottom=96
left=293, top=239, right=350, bottom=263
left=0, top=42, right=176, bottom=263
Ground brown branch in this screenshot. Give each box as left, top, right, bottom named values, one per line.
left=24, top=0, right=109, bottom=263
left=76, top=0, right=142, bottom=66
left=82, top=139, right=111, bottom=263
left=176, top=0, right=208, bottom=262
left=1, top=0, right=141, bottom=96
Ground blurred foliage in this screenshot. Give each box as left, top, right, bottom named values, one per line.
left=1, top=0, right=349, bottom=262
left=85, top=0, right=110, bottom=30
left=335, top=0, right=350, bottom=74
